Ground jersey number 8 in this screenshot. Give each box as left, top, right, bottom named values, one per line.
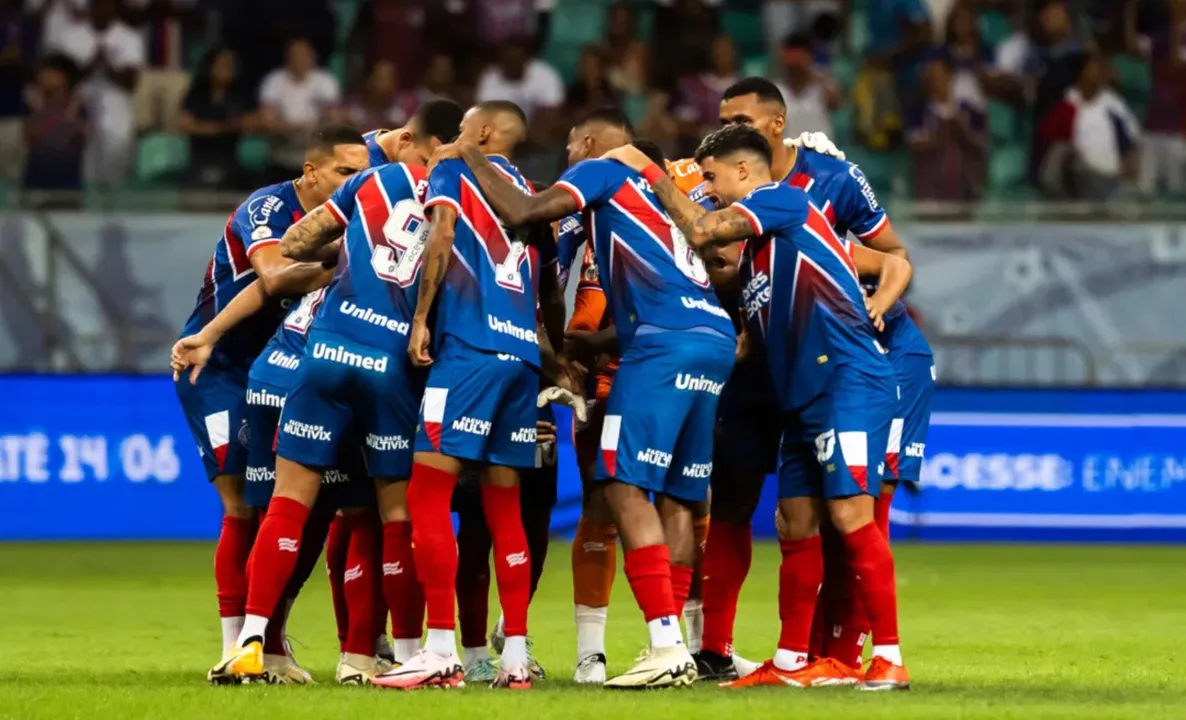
left=373, top=198, right=431, bottom=288
left=283, top=288, right=328, bottom=334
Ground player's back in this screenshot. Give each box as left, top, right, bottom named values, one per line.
left=181, top=181, right=300, bottom=373
left=311, top=162, right=430, bottom=354
left=734, top=181, right=889, bottom=410
left=425, top=157, right=541, bottom=367
left=556, top=158, right=734, bottom=347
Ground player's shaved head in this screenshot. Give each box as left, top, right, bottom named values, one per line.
left=412, top=99, right=464, bottom=144
left=305, top=123, right=366, bottom=160
left=719, top=76, right=787, bottom=151
left=460, top=100, right=528, bottom=155
left=567, top=106, right=634, bottom=166
left=631, top=138, right=666, bottom=167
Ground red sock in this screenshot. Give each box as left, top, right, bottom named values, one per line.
left=382, top=521, right=425, bottom=641
left=700, top=520, right=751, bottom=657
left=670, top=564, right=694, bottom=616
left=825, top=567, right=869, bottom=669
left=263, top=595, right=291, bottom=656
left=874, top=489, right=893, bottom=540
left=342, top=513, right=382, bottom=656
left=407, top=463, right=460, bottom=631
left=325, top=513, right=350, bottom=651
left=777, top=535, right=823, bottom=655
left=810, top=521, right=846, bottom=659
left=623, top=544, right=675, bottom=622
left=841, top=522, right=900, bottom=646
left=245, top=497, right=309, bottom=622
left=480, top=483, right=531, bottom=638
left=215, top=515, right=256, bottom=618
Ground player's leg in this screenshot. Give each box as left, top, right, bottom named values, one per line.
left=213, top=351, right=348, bottom=680
left=571, top=399, right=617, bottom=683
left=325, top=512, right=350, bottom=656
left=681, top=498, right=709, bottom=655
left=376, top=479, right=423, bottom=664
left=518, top=443, right=558, bottom=680
left=454, top=472, right=497, bottom=683
left=176, top=374, right=254, bottom=662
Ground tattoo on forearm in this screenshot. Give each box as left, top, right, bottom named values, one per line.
left=280, top=206, right=344, bottom=261
left=414, top=225, right=451, bottom=319
left=650, top=175, right=707, bottom=242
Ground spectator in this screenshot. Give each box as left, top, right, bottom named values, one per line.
left=761, top=0, right=845, bottom=67
left=471, top=0, right=553, bottom=50
left=221, top=0, right=336, bottom=93
left=991, top=4, right=1042, bottom=105
left=258, top=38, right=342, bottom=181
left=907, top=56, right=988, bottom=201
left=863, top=0, right=933, bottom=114
left=343, top=60, right=417, bottom=132
left=0, top=0, right=36, bottom=188
left=56, top=0, right=145, bottom=188
left=773, top=33, right=840, bottom=138
left=607, top=41, right=652, bottom=125
left=1039, top=54, right=1140, bottom=200
left=566, top=48, right=618, bottom=119
left=125, top=0, right=199, bottom=132
left=26, top=0, right=86, bottom=57
left=1134, top=0, right=1186, bottom=197
left=675, top=35, right=739, bottom=151
left=1029, top=0, right=1086, bottom=181
left=348, top=0, right=462, bottom=95
left=601, top=1, right=643, bottom=58
left=652, top=0, right=721, bottom=93
left=943, top=0, right=992, bottom=109
left=475, top=41, right=564, bottom=144
left=179, top=46, right=252, bottom=190
left=24, top=54, right=86, bottom=191
left=419, top=52, right=466, bottom=108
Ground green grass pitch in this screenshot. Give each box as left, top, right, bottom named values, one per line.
left=2, top=542, right=1183, bottom=719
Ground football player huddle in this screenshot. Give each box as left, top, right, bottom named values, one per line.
left=172, top=76, right=934, bottom=692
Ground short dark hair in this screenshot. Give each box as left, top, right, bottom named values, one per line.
left=474, top=99, right=528, bottom=128
left=693, top=124, right=772, bottom=167
left=631, top=139, right=667, bottom=168
left=307, top=124, right=366, bottom=155
left=414, top=99, right=464, bottom=143
left=782, top=32, right=811, bottom=51
left=721, top=77, right=786, bottom=110
left=579, top=106, right=635, bottom=138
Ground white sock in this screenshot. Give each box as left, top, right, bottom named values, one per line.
left=575, top=605, right=608, bottom=660
left=462, top=646, right=487, bottom=667
left=237, top=614, right=269, bottom=647
left=220, top=616, right=244, bottom=655
left=501, top=635, right=528, bottom=667
left=772, top=649, right=808, bottom=672
left=494, top=614, right=505, bottom=638
left=682, top=599, right=704, bottom=655
left=872, top=644, right=902, bottom=665
left=393, top=638, right=420, bottom=663
left=425, top=628, right=456, bottom=657
left=647, top=616, right=683, bottom=649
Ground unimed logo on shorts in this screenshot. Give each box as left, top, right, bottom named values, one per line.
left=674, top=373, right=724, bottom=395
left=312, top=342, right=388, bottom=373
left=282, top=419, right=332, bottom=442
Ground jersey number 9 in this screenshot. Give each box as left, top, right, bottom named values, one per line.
left=373, top=199, right=431, bottom=288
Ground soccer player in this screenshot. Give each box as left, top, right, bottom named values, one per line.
left=447, top=132, right=736, bottom=688
left=206, top=102, right=463, bottom=685
left=604, top=124, right=912, bottom=690
left=710, top=77, right=934, bottom=674
left=174, top=125, right=369, bottom=666
left=369, top=101, right=543, bottom=691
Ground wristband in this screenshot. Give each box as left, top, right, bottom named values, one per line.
left=641, top=163, right=666, bottom=186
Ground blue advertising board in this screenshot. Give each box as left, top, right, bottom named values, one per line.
left=1, top=376, right=1184, bottom=542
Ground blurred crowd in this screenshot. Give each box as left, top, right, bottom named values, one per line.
left=1, top=0, right=1183, bottom=203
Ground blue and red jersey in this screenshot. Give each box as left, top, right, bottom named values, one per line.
left=555, top=158, right=734, bottom=348
left=734, top=182, right=891, bottom=412
left=363, top=129, right=392, bottom=167
left=424, top=156, right=541, bottom=367
left=180, top=181, right=303, bottom=373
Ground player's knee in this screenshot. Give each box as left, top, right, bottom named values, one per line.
left=213, top=474, right=252, bottom=519
left=375, top=479, right=410, bottom=523
left=827, top=494, right=875, bottom=535
left=777, top=498, right=819, bottom=540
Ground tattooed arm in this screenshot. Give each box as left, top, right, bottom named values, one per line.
left=279, top=205, right=346, bottom=263
left=459, top=144, right=578, bottom=227
left=407, top=204, right=456, bottom=367
left=647, top=174, right=757, bottom=250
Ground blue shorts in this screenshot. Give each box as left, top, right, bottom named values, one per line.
left=886, top=353, right=935, bottom=483
left=714, top=355, right=782, bottom=477
left=416, top=338, right=540, bottom=468
left=778, top=366, right=896, bottom=499
left=175, top=366, right=248, bottom=481
left=243, top=379, right=371, bottom=509
left=278, top=328, right=421, bottom=479
left=595, top=329, right=736, bottom=503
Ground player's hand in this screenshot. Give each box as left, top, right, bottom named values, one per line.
left=786, top=132, right=846, bottom=161
left=537, top=386, right=588, bottom=424
left=865, top=293, right=890, bottom=332
left=170, top=334, right=215, bottom=385
left=408, top=320, right=433, bottom=367
left=536, top=420, right=558, bottom=445
left=600, top=144, right=653, bottom=172
left=735, top=329, right=750, bottom=361
left=427, top=142, right=462, bottom=173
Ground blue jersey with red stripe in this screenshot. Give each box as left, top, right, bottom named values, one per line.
left=734, top=182, right=891, bottom=412
left=786, top=148, right=931, bottom=357
left=556, top=159, right=734, bottom=348
left=180, top=181, right=303, bottom=372
left=363, top=129, right=392, bottom=167
left=424, top=157, right=541, bottom=366
left=303, top=162, right=431, bottom=353
left=555, top=213, right=585, bottom=293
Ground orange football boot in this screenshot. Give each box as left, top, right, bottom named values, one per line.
left=721, top=658, right=862, bottom=688
left=859, top=656, right=910, bottom=691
